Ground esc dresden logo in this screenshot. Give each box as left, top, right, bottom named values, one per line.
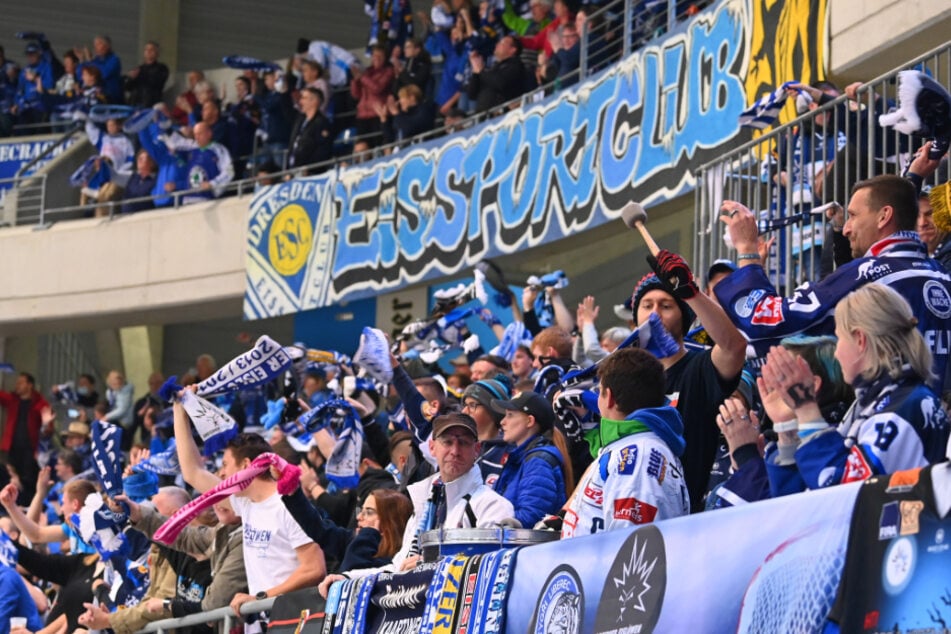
left=532, top=564, right=584, bottom=634
left=268, top=204, right=313, bottom=276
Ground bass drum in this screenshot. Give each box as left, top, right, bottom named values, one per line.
left=419, top=527, right=559, bottom=562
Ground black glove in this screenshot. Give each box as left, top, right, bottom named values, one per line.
left=647, top=249, right=699, bottom=300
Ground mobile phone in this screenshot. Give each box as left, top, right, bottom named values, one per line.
left=67, top=408, right=79, bottom=419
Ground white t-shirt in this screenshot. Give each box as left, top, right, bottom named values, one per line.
left=230, top=492, right=314, bottom=594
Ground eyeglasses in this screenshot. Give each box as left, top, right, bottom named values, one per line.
left=461, top=401, right=483, bottom=412
left=357, top=507, right=378, bottom=517
left=435, top=434, right=476, bottom=448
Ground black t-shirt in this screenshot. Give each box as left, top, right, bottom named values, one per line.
left=12, top=397, right=33, bottom=453
left=665, top=348, right=739, bottom=513
left=828, top=463, right=951, bottom=632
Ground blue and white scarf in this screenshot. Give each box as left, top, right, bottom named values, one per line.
left=160, top=335, right=294, bottom=455
left=739, top=81, right=799, bottom=129
left=131, top=439, right=180, bottom=476
left=92, top=419, right=124, bottom=497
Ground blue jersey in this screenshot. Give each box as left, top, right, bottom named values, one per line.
left=714, top=232, right=951, bottom=391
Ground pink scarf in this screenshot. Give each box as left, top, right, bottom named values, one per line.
left=154, top=453, right=301, bottom=545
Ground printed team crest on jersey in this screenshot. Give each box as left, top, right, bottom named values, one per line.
left=594, top=525, right=666, bottom=633
left=881, top=536, right=916, bottom=596
left=750, top=295, right=785, bottom=326
left=617, top=446, right=638, bottom=475
left=734, top=289, right=765, bottom=319
left=899, top=500, right=924, bottom=536
left=923, top=280, right=951, bottom=318
left=842, top=446, right=873, bottom=483
left=531, top=565, right=584, bottom=634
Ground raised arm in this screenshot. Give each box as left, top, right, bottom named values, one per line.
left=0, top=484, right=66, bottom=544
left=173, top=399, right=221, bottom=494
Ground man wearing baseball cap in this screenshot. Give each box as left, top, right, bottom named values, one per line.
left=490, top=392, right=568, bottom=528
left=347, top=413, right=514, bottom=576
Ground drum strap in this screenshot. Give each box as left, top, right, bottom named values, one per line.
left=462, top=494, right=477, bottom=527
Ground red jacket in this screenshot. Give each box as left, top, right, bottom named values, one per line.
left=0, top=389, right=49, bottom=452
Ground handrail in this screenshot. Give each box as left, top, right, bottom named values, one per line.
left=14, top=122, right=83, bottom=178
left=138, top=597, right=275, bottom=634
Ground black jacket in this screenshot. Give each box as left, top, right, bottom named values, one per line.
left=467, top=55, right=529, bottom=113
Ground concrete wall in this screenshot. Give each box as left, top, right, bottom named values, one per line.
left=829, top=1, right=951, bottom=80
left=0, top=195, right=250, bottom=337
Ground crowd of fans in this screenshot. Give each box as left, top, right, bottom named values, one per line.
left=1, top=143, right=950, bottom=629
left=0, top=3, right=948, bottom=632
left=0, top=0, right=712, bottom=216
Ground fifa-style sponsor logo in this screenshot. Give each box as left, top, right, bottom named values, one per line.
left=532, top=565, right=584, bottom=634
left=583, top=482, right=604, bottom=507
left=856, top=260, right=892, bottom=280
left=646, top=449, right=667, bottom=483
left=613, top=497, right=659, bottom=525
left=923, top=280, right=951, bottom=318
left=734, top=289, right=765, bottom=319
left=617, top=446, right=638, bottom=475
left=750, top=295, right=785, bottom=326
left=594, top=526, right=667, bottom=633
left=878, top=501, right=900, bottom=540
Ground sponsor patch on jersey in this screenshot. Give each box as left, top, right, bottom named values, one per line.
left=750, top=295, right=785, bottom=326
left=923, top=280, right=951, bottom=318
left=878, top=501, right=900, bottom=540
left=613, top=497, right=658, bottom=525
left=531, top=565, right=584, bottom=634
left=899, top=500, right=924, bottom=536
left=734, top=289, right=765, bottom=319
left=594, top=526, right=666, bottom=634
left=842, top=445, right=873, bottom=483
left=855, top=259, right=892, bottom=281
left=582, top=482, right=604, bottom=507
left=617, top=446, right=638, bottom=475
left=646, top=448, right=667, bottom=483
left=561, top=508, right=579, bottom=538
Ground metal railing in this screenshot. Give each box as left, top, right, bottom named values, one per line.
left=38, top=332, right=102, bottom=398
left=693, top=41, right=951, bottom=292
left=2, top=0, right=703, bottom=226
left=0, top=173, right=47, bottom=227
left=138, top=597, right=275, bottom=634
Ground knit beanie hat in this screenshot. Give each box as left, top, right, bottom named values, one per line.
left=631, top=273, right=695, bottom=337
left=462, top=375, right=512, bottom=424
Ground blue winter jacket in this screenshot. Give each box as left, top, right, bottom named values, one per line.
left=494, top=435, right=566, bottom=528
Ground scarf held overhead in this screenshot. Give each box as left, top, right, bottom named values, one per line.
left=153, top=452, right=301, bottom=545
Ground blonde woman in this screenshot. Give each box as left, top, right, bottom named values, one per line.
left=760, top=283, right=949, bottom=490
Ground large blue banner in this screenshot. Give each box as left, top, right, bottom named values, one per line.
left=506, top=482, right=859, bottom=633
left=0, top=134, right=77, bottom=206
left=245, top=0, right=827, bottom=319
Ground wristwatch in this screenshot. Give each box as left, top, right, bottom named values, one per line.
left=255, top=591, right=268, bottom=601
left=162, top=599, right=172, bottom=612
